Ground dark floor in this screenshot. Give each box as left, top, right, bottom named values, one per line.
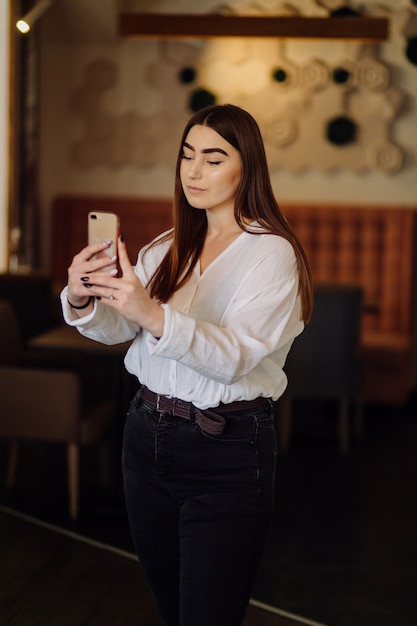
left=1, top=509, right=302, bottom=626
left=1, top=396, right=416, bottom=626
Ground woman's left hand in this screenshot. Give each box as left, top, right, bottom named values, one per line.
left=84, top=237, right=164, bottom=338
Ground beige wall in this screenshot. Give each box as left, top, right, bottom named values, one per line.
left=39, top=0, right=417, bottom=270
left=0, top=1, right=10, bottom=271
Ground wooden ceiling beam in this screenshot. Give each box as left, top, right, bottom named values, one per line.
left=119, top=13, right=389, bottom=41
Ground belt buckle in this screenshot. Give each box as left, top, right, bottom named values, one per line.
left=156, top=394, right=163, bottom=412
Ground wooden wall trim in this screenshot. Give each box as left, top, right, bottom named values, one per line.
left=119, top=14, right=389, bottom=41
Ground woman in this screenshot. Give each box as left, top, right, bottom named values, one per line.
left=62, top=104, right=312, bottom=626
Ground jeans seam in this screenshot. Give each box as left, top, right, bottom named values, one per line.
left=254, top=416, right=260, bottom=483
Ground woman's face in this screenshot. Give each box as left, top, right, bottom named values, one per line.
left=180, top=124, right=242, bottom=215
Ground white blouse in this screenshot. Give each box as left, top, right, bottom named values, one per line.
left=61, top=228, right=304, bottom=409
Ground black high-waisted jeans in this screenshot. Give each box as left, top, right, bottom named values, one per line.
left=122, top=388, right=278, bottom=626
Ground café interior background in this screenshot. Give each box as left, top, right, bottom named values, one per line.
left=2, top=0, right=416, bottom=273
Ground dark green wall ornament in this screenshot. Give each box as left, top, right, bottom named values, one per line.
left=188, top=88, right=216, bottom=112
left=326, top=115, right=357, bottom=146
left=178, top=67, right=196, bottom=84
left=405, top=36, right=417, bottom=66
left=330, top=7, right=360, bottom=17
left=272, top=68, right=288, bottom=83
left=332, top=67, right=351, bottom=84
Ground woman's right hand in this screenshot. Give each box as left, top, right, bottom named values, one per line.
left=67, top=241, right=118, bottom=308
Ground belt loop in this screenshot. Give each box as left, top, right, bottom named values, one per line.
left=156, top=394, right=162, bottom=412
left=189, top=401, right=195, bottom=422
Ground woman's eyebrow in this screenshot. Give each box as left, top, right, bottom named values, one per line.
left=183, top=142, right=229, bottom=156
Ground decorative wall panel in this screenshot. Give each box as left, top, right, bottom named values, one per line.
left=69, top=2, right=417, bottom=174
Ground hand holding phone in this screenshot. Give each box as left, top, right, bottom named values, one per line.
left=88, top=211, right=120, bottom=274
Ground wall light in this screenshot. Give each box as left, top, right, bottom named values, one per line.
left=16, top=0, right=52, bottom=34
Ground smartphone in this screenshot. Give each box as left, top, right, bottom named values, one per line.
left=88, top=211, right=120, bottom=274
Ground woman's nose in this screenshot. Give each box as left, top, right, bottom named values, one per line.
left=188, top=159, right=202, bottom=178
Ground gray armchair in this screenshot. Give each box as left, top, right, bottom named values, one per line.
left=0, top=300, right=112, bottom=519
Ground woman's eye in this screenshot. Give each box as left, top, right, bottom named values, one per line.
left=181, top=154, right=192, bottom=160
left=207, top=161, right=221, bottom=165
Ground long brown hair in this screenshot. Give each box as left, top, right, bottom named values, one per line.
left=147, top=104, right=312, bottom=322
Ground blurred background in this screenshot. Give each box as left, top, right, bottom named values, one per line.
left=0, top=2, right=416, bottom=626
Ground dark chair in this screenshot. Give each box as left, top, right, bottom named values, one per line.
left=0, top=300, right=112, bottom=519
left=277, top=284, right=363, bottom=455
left=0, top=273, right=60, bottom=345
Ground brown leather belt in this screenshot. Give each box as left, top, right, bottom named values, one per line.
left=141, top=387, right=269, bottom=436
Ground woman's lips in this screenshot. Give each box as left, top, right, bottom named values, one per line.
left=187, top=185, right=205, bottom=193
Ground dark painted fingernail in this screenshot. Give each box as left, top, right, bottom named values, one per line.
left=96, top=296, right=101, bottom=301
left=80, top=276, right=90, bottom=282
left=120, top=232, right=125, bottom=242
left=83, top=283, right=92, bottom=288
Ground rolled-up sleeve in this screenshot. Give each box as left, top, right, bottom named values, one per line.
left=60, top=287, right=139, bottom=345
